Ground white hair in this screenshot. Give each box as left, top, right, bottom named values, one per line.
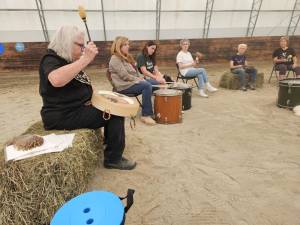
left=48, top=25, right=84, bottom=62
left=238, top=43, right=247, bottom=50
left=180, top=39, right=190, bottom=46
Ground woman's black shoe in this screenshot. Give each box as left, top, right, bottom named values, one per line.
left=104, top=157, right=137, bottom=170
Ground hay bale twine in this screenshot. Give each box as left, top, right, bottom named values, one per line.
left=0, top=121, right=102, bottom=225
left=219, top=71, right=264, bottom=90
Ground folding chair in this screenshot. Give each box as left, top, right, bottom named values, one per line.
left=268, top=64, right=296, bottom=83
left=106, top=69, right=143, bottom=107
left=175, top=63, right=199, bottom=88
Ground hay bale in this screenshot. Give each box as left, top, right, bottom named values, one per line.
left=219, top=71, right=264, bottom=90
left=256, top=72, right=264, bottom=88
left=0, top=121, right=102, bottom=225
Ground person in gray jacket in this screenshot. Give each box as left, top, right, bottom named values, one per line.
left=109, top=36, right=156, bottom=125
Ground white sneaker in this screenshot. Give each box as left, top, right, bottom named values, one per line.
left=206, top=82, right=218, bottom=92
left=198, top=89, right=208, bottom=98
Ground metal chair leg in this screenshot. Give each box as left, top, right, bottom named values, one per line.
left=194, top=78, right=199, bottom=88
left=283, top=68, right=296, bottom=79
left=135, top=96, right=142, bottom=108
left=276, top=70, right=280, bottom=81
left=268, top=66, right=275, bottom=83
left=286, top=70, right=291, bottom=79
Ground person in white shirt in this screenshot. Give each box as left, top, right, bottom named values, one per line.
left=176, top=39, right=217, bottom=97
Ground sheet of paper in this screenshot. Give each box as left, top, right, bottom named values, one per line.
left=4, top=133, right=75, bottom=162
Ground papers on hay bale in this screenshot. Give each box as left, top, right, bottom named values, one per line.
left=0, top=121, right=102, bottom=225
left=219, top=71, right=264, bottom=90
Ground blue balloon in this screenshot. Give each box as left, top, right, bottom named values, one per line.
left=0, top=43, right=4, bottom=55
left=15, top=42, right=25, bottom=52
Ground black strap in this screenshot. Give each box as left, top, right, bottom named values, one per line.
left=119, top=189, right=135, bottom=213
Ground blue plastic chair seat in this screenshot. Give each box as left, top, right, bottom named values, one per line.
left=51, top=191, right=125, bottom=225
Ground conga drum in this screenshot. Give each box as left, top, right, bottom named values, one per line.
left=154, top=89, right=182, bottom=124
left=277, top=78, right=300, bottom=109
left=169, top=83, right=192, bottom=110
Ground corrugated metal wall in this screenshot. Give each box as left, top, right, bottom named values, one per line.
left=0, top=0, right=299, bottom=42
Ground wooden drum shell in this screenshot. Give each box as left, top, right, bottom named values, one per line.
left=154, top=90, right=182, bottom=124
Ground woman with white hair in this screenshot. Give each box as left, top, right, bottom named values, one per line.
left=230, top=43, right=257, bottom=91
left=39, top=25, right=136, bottom=170
left=176, top=39, right=217, bottom=97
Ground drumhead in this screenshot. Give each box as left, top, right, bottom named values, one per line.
left=96, top=90, right=135, bottom=105
left=91, top=90, right=139, bottom=117
left=154, top=89, right=182, bottom=96
left=169, top=82, right=191, bottom=90
left=279, top=78, right=300, bottom=86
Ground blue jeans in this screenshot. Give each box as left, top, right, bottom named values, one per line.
left=145, top=79, right=159, bottom=85
left=145, top=78, right=159, bottom=91
left=119, top=81, right=153, bottom=116
left=231, top=67, right=257, bottom=87
left=184, top=68, right=208, bottom=89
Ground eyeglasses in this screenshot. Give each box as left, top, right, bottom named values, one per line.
left=74, top=42, right=85, bottom=51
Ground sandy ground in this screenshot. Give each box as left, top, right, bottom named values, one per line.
left=1, top=62, right=300, bottom=225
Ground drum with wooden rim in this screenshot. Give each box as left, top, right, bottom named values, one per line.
left=154, top=89, right=182, bottom=124
left=91, top=90, right=139, bottom=119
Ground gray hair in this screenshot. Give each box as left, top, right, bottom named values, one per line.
left=48, top=25, right=84, bottom=62
left=280, top=36, right=289, bottom=44
left=180, top=39, right=190, bottom=46
left=238, top=43, right=247, bottom=50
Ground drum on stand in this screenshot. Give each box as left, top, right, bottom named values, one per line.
left=154, top=89, right=182, bottom=124
left=277, top=78, right=300, bottom=109
left=169, top=83, right=192, bottom=110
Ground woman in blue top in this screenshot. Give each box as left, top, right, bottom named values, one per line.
left=230, top=44, right=257, bottom=91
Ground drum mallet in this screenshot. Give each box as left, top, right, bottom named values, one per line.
left=78, top=5, right=92, bottom=42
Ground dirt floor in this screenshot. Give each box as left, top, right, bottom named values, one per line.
left=1, top=62, right=300, bottom=225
